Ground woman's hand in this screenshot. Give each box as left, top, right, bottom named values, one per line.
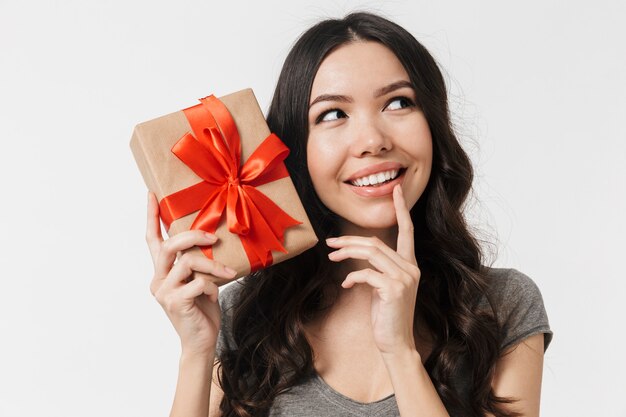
left=145, top=192, right=237, bottom=357
left=326, top=185, right=420, bottom=357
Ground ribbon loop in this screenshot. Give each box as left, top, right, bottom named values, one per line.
left=158, top=95, right=301, bottom=271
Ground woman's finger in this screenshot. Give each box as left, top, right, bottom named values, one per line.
left=329, top=244, right=405, bottom=278
left=154, top=231, right=218, bottom=280
left=393, top=185, right=417, bottom=263
left=179, top=276, right=220, bottom=304
left=326, top=235, right=415, bottom=274
left=342, top=268, right=387, bottom=289
left=160, top=253, right=236, bottom=292
left=146, top=191, right=164, bottom=266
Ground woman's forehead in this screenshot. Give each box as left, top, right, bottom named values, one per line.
left=310, top=41, right=410, bottom=98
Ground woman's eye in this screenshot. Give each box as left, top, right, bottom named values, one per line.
left=385, top=97, right=414, bottom=111
left=316, top=109, right=346, bottom=124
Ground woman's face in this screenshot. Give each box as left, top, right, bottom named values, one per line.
left=307, top=41, right=433, bottom=232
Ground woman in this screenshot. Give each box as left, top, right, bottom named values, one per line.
left=145, top=12, right=552, bottom=417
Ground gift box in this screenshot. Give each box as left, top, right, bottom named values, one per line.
left=130, top=89, right=318, bottom=285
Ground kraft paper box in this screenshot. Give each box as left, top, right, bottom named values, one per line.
left=130, top=89, right=318, bottom=285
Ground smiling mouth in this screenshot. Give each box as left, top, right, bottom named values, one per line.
left=346, top=168, right=406, bottom=187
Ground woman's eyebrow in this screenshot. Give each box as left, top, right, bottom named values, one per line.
left=373, top=80, right=414, bottom=98
left=309, top=94, right=352, bottom=109
left=308, top=80, right=414, bottom=109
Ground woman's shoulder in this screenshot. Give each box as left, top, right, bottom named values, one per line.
left=216, top=278, right=248, bottom=357
left=480, top=267, right=553, bottom=351
left=219, top=278, right=247, bottom=311
left=482, top=267, right=543, bottom=301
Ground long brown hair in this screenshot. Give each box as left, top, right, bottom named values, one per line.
left=218, top=12, right=518, bottom=417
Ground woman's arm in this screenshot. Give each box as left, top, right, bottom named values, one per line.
left=208, top=362, right=225, bottom=417
left=488, top=333, right=545, bottom=417
left=385, top=333, right=545, bottom=417
left=326, top=186, right=547, bottom=416
left=383, top=349, right=450, bottom=417
left=145, top=192, right=233, bottom=417
left=169, top=351, right=226, bottom=417
left=327, top=186, right=450, bottom=416
left=170, top=352, right=215, bottom=417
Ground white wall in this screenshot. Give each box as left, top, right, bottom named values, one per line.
left=1, top=1, right=624, bottom=416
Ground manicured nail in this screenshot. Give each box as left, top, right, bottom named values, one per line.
left=224, top=266, right=237, bottom=275
left=204, top=233, right=218, bottom=241
left=326, top=237, right=337, bottom=244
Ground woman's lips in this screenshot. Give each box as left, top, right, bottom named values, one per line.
left=346, top=169, right=405, bottom=197
left=345, top=161, right=404, bottom=183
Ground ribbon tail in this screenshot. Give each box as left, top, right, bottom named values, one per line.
left=226, top=184, right=251, bottom=236
left=242, top=186, right=302, bottom=243
left=199, top=245, right=214, bottom=261
left=235, top=186, right=302, bottom=270
left=189, top=187, right=228, bottom=259
left=239, top=236, right=272, bottom=272
left=239, top=202, right=280, bottom=270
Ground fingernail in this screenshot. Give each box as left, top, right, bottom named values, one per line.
left=204, top=233, right=218, bottom=241
left=326, top=237, right=337, bottom=244
left=224, top=266, right=237, bottom=276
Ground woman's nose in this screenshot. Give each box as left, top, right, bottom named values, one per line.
left=349, top=118, right=393, bottom=157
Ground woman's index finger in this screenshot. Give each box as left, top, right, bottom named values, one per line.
left=393, top=185, right=416, bottom=263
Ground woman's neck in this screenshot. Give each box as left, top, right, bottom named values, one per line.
left=322, top=222, right=398, bottom=317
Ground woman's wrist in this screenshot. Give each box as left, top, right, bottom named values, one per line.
left=381, top=346, right=422, bottom=371
left=180, top=346, right=216, bottom=365
left=171, top=347, right=216, bottom=417
left=382, top=347, right=451, bottom=416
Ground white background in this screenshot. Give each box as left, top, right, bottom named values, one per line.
left=1, top=1, right=624, bottom=416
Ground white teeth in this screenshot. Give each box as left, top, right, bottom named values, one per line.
left=350, top=169, right=401, bottom=187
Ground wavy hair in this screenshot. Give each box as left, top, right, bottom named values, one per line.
left=218, top=12, right=519, bottom=417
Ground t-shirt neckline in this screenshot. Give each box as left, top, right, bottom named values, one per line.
left=312, top=371, right=397, bottom=412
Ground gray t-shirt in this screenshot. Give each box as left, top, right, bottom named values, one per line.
left=216, top=267, right=552, bottom=417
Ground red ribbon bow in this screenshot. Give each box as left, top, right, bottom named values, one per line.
left=158, top=95, right=301, bottom=271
